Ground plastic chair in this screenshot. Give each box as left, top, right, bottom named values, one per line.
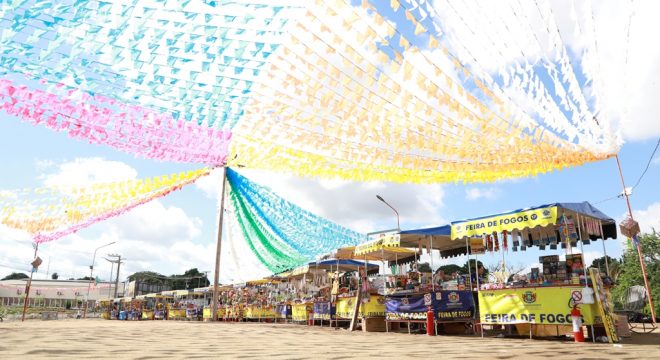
left=617, top=285, right=657, bottom=334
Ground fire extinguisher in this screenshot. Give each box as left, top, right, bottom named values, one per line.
left=426, top=306, right=435, bottom=336
left=307, top=311, right=314, bottom=326
left=571, top=306, right=585, bottom=342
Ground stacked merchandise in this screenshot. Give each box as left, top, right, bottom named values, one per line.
left=540, top=255, right=561, bottom=282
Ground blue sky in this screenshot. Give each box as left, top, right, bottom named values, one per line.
left=2, top=0, right=660, bottom=283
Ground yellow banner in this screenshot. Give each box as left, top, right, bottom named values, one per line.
left=244, top=305, right=278, bottom=319
left=202, top=308, right=226, bottom=319
left=451, top=206, right=558, bottom=239
left=335, top=296, right=386, bottom=319
left=478, top=287, right=599, bottom=325
left=291, top=303, right=312, bottom=322
left=355, top=234, right=400, bottom=256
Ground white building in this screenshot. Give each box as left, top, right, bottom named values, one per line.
left=0, top=279, right=124, bottom=309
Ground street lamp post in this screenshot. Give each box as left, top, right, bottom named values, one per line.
left=376, top=195, right=400, bottom=230
left=84, top=241, right=116, bottom=318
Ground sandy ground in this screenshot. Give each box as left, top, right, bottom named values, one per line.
left=0, top=319, right=658, bottom=359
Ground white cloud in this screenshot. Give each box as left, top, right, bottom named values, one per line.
left=107, top=200, right=202, bottom=245
left=40, top=157, right=137, bottom=187
left=0, top=225, right=34, bottom=276
left=235, top=169, right=447, bottom=233
left=465, top=187, right=500, bottom=201
left=194, top=167, right=224, bottom=200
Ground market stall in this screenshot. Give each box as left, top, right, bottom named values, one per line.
left=242, top=279, right=280, bottom=322
left=273, top=271, right=292, bottom=323
left=127, top=297, right=143, bottom=320
left=450, top=202, right=619, bottom=341
left=301, top=259, right=379, bottom=327
left=285, top=264, right=321, bottom=324
left=142, top=293, right=171, bottom=320
left=97, top=298, right=113, bottom=320
left=117, top=297, right=132, bottom=320
left=149, top=293, right=173, bottom=320
left=200, top=285, right=232, bottom=321
left=323, top=242, right=412, bottom=331
left=160, top=290, right=187, bottom=320
left=393, top=226, right=478, bottom=334
left=135, top=295, right=151, bottom=320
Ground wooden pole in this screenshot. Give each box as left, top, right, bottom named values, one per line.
left=211, top=167, right=228, bottom=322
left=614, top=154, right=656, bottom=324
left=21, top=243, right=39, bottom=322
left=113, top=256, right=122, bottom=298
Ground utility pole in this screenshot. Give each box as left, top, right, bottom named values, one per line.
left=84, top=242, right=116, bottom=318
left=107, top=259, right=115, bottom=298
left=105, top=255, right=123, bottom=298
left=45, top=256, right=51, bottom=280
left=211, top=167, right=228, bottom=322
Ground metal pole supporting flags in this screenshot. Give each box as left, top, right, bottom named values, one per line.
left=465, top=237, right=472, bottom=289
left=614, top=154, right=656, bottom=324
left=211, top=167, right=228, bottom=322
left=576, top=214, right=590, bottom=284
left=599, top=221, right=610, bottom=276
left=430, top=235, right=435, bottom=292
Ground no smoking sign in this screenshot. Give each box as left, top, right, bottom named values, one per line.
left=571, top=290, right=583, bottom=303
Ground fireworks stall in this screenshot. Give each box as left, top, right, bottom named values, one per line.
left=451, top=202, right=619, bottom=341
left=326, top=240, right=416, bottom=331
left=363, top=228, right=477, bottom=334
left=202, top=285, right=232, bottom=321
left=97, top=298, right=113, bottom=320
left=242, top=279, right=280, bottom=322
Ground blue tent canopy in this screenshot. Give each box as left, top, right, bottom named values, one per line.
left=451, top=202, right=614, bottom=224
left=399, top=225, right=451, bottom=236
left=451, top=201, right=617, bottom=240
left=307, top=259, right=379, bottom=275
left=398, top=224, right=467, bottom=259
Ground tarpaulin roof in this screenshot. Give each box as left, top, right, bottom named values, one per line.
left=290, top=259, right=379, bottom=277
left=399, top=225, right=451, bottom=236
left=398, top=224, right=468, bottom=258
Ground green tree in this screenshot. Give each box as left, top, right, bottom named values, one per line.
left=589, top=256, right=621, bottom=281
left=462, top=260, right=488, bottom=276
left=77, top=276, right=93, bottom=281
left=51, top=272, right=59, bottom=280
left=437, top=264, right=462, bottom=275
left=170, top=268, right=210, bottom=290
left=1, top=272, right=28, bottom=280
left=126, top=268, right=209, bottom=290
left=417, top=262, right=432, bottom=273
left=127, top=271, right=167, bottom=285
left=611, top=232, right=660, bottom=317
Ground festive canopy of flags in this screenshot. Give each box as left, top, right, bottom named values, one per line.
left=0, top=1, right=627, bottom=269
left=1, top=0, right=617, bottom=183
left=226, top=168, right=364, bottom=272
left=0, top=168, right=211, bottom=243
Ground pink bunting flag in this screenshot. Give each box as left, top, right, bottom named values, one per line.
left=0, top=79, right=232, bottom=165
